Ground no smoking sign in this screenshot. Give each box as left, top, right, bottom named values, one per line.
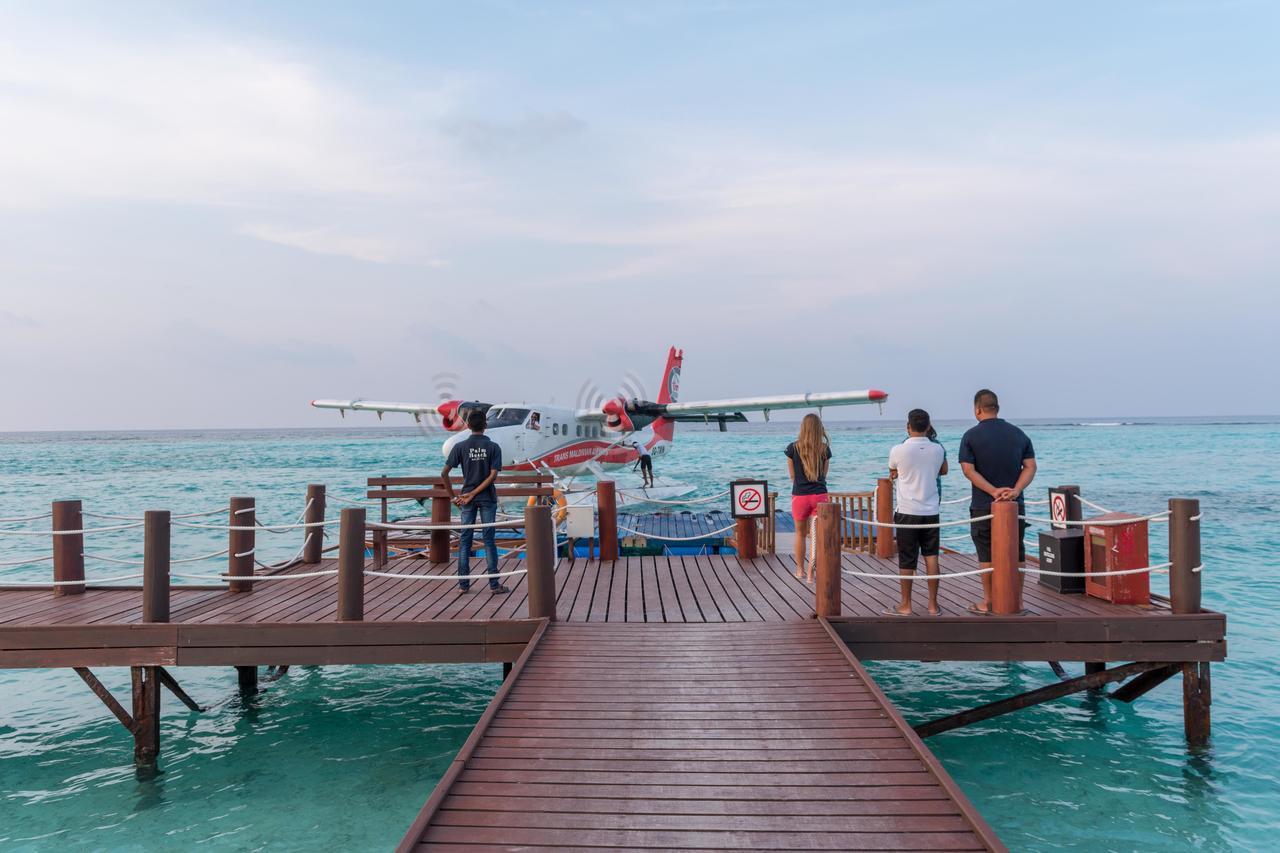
left=731, top=480, right=769, bottom=518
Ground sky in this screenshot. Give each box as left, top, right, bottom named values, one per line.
left=1, top=0, right=1277, bottom=430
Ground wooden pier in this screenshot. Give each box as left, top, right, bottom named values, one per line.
left=0, top=481, right=1225, bottom=850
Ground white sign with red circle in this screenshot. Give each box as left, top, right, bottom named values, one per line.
left=1049, top=490, right=1069, bottom=529
left=731, top=480, right=769, bottom=518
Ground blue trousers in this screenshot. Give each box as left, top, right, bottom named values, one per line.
left=457, top=502, right=499, bottom=589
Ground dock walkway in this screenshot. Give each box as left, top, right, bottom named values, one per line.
left=400, top=621, right=1001, bottom=851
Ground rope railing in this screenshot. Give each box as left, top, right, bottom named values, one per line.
left=844, top=514, right=993, bottom=530
left=1022, top=562, right=1176, bottom=578
left=84, top=507, right=228, bottom=521
left=364, top=567, right=528, bottom=581
left=842, top=566, right=994, bottom=580
left=2, top=573, right=144, bottom=587
left=369, top=519, right=525, bottom=532
left=1073, top=494, right=1114, bottom=514
left=174, top=518, right=339, bottom=532
left=0, top=554, right=55, bottom=568
left=0, top=521, right=145, bottom=537
left=617, top=490, right=731, bottom=506
left=1020, top=510, right=1170, bottom=527
left=0, top=512, right=54, bottom=524
left=617, top=523, right=737, bottom=541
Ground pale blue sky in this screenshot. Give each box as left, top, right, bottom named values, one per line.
left=1, top=1, right=1276, bottom=429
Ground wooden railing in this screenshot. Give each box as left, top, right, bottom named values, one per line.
left=829, top=491, right=875, bottom=553
left=756, top=491, right=779, bottom=554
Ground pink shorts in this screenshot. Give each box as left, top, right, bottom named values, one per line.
left=791, top=493, right=829, bottom=522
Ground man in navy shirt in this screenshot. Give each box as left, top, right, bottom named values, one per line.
left=442, top=410, right=509, bottom=593
left=959, top=389, right=1036, bottom=614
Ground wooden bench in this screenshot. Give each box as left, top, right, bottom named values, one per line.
left=366, top=474, right=554, bottom=566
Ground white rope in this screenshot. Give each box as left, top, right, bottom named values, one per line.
left=1021, top=511, right=1170, bottom=527
left=370, top=519, right=524, bottom=532
left=1073, top=494, right=1113, bottom=514
left=84, top=507, right=228, bottom=521
left=255, top=534, right=311, bottom=571
left=939, top=496, right=970, bottom=505
left=617, top=523, right=737, bottom=541
left=1, top=573, right=143, bottom=586
left=170, top=572, right=229, bottom=582
left=235, top=506, right=255, bottom=515
left=364, top=567, right=528, bottom=581
left=1190, top=513, right=1202, bottom=522
left=0, top=521, right=145, bottom=537
left=175, top=518, right=339, bottom=531
left=940, top=534, right=970, bottom=542
left=845, top=514, right=993, bottom=530
left=1022, top=563, right=1172, bottom=578
left=0, top=553, right=55, bottom=567
left=172, top=547, right=230, bottom=564
left=233, top=569, right=340, bottom=580
left=842, top=566, right=994, bottom=580
left=82, top=553, right=143, bottom=566
left=328, top=494, right=374, bottom=507
left=617, top=490, right=730, bottom=506
left=234, top=548, right=255, bottom=558
left=0, top=512, right=53, bottom=523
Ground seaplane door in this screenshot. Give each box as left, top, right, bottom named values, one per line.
left=516, top=410, right=541, bottom=459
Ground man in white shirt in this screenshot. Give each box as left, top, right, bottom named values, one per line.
left=887, top=409, right=948, bottom=615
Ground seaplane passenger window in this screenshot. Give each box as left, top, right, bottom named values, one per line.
left=552, top=423, right=559, bottom=435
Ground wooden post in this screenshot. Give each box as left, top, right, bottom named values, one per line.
left=990, top=500, right=1022, bottom=615
left=236, top=666, right=259, bottom=694
left=228, top=497, right=255, bottom=593
left=597, top=479, right=618, bottom=562
left=1182, top=661, right=1211, bottom=748
left=1168, top=498, right=1201, bottom=615
left=143, top=510, right=170, bottom=624
left=303, top=484, right=325, bottom=564
left=734, top=516, right=758, bottom=560
left=337, top=507, right=365, bottom=622
left=524, top=504, right=557, bottom=621
left=131, top=666, right=160, bottom=769
left=51, top=499, right=85, bottom=596
left=874, top=477, right=894, bottom=560
left=814, top=502, right=841, bottom=617
left=429, top=495, right=451, bottom=564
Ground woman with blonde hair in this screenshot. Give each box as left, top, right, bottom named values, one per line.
left=784, top=413, right=832, bottom=582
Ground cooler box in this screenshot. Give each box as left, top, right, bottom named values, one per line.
left=1083, top=513, right=1150, bottom=605
left=1037, top=529, right=1085, bottom=594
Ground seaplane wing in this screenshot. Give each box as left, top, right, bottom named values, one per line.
left=575, top=389, right=887, bottom=422
left=310, top=399, right=436, bottom=420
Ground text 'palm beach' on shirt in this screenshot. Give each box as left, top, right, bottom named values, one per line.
left=889, top=436, right=946, bottom=515
left=445, top=434, right=503, bottom=505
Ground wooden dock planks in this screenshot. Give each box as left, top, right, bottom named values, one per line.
left=400, top=621, right=1004, bottom=851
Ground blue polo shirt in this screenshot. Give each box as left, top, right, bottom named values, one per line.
left=958, top=418, right=1034, bottom=512
left=445, top=434, right=503, bottom=505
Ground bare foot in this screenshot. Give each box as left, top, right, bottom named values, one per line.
left=882, top=605, right=912, bottom=616
left=928, top=605, right=942, bottom=616
left=967, top=601, right=991, bottom=615
left=795, top=571, right=805, bottom=580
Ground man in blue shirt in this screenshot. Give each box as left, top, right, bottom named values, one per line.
left=442, top=410, right=509, bottom=594
left=959, top=389, right=1036, bottom=614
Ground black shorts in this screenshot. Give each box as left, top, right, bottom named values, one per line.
left=895, top=513, right=940, bottom=570
left=639, top=456, right=653, bottom=471
left=970, top=508, right=1027, bottom=563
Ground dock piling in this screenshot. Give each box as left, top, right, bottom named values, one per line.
left=303, top=484, right=325, bottom=564
left=130, top=666, right=160, bottom=770
left=430, top=496, right=450, bottom=564
left=1182, top=661, right=1212, bottom=748
left=229, top=497, right=255, bottom=593
left=990, top=500, right=1022, bottom=615
left=524, top=504, right=557, bottom=620
left=597, top=479, right=618, bottom=561
left=734, top=516, right=758, bottom=560
left=143, top=510, right=170, bottom=624
left=875, top=477, right=894, bottom=560
left=337, top=507, right=365, bottom=622
left=815, top=502, right=841, bottom=617
left=51, top=499, right=85, bottom=596
left=1168, top=498, right=1201, bottom=614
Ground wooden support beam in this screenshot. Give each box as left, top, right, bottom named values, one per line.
left=1183, top=661, right=1211, bottom=747
left=990, top=500, right=1022, bottom=615
left=156, top=666, right=205, bottom=712
left=814, top=502, right=841, bottom=618
left=303, top=484, right=325, bottom=564
left=874, top=477, right=894, bottom=560
left=734, top=516, right=758, bottom=560
left=524, top=504, right=557, bottom=621
left=237, top=665, right=259, bottom=692
left=228, top=496, right=255, bottom=593
left=143, top=511, right=170, bottom=624
left=597, top=480, right=618, bottom=562
left=52, top=499, right=85, bottom=596
left=74, top=667, right=134, bottom=731
left=429, top=496, right=450, bottom=564
left=914, top=661, right=1168, bottom=738
left=337, top=507, right=365, bottom=622
left=131, top=666, right=161, bottom=769
left=1168, top=498, right=1202, bottom=614
left=1112, top=663, right=1179, bottom=703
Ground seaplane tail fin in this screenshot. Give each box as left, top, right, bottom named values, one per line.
left=650, top=347, right=683, bottom=443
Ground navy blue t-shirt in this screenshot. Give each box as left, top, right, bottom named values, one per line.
left=445, top=434, right=503, bottom=505
left=784, top=442, right=832, bottom=496
left=958, top=418, right=1034, bottom=512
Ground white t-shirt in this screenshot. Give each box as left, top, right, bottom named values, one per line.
left=889, top=436, right=946, bottom=516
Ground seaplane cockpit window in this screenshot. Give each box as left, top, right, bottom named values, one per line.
left=486, top=408, right=529, bottom=429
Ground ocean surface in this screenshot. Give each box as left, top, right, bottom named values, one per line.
left=1, top=418, right=1277, bottom=850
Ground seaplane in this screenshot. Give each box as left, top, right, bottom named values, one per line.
left=312, top=347, right=888, bottom=506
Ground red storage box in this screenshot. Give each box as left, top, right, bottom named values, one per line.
left=1083, top=513, right=1150, bottom=605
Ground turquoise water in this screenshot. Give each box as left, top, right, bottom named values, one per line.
left=1, top=420, right=1277, bottom=850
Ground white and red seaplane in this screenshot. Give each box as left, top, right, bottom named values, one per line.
left=312, top=347, right=887, bottom=505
